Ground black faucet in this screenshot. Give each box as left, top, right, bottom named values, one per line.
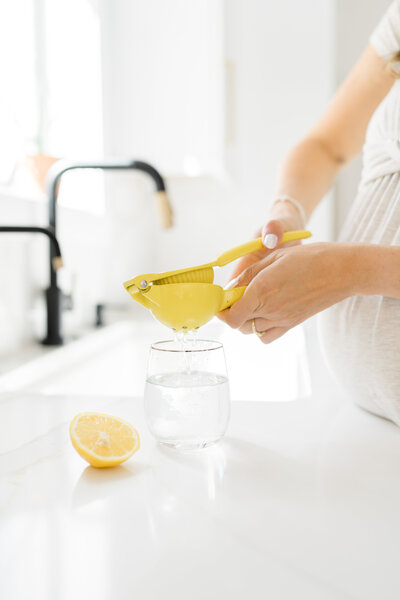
left=0, top=226, right=64, bottom=340
left=0, top=225, right=63, bottom=266
left=44, top=159, right=172, bottom=346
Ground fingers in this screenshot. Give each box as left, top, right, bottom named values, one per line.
left=231, top=253, right=273, bottom=288
left=225, top=254, right=258, bottom=286
left=239, top=320, right=289, bottom=344
left=258, top=326, right=289, bottom=344
left=220, top=251, right=285, bottom=329
left=218, top=283, right=265, bottom=329
left=221, top=256, right=278, bottom=328
left=216, top=309, right=289, bottom=344
left=235, top=318, right=289, bottom=344
left=232, top=265, right=262, bottom=288
left=261, top=220, right=284, bottom=250
left=224, top=221, right=286, bottom=289
left=225, top=227, right=267, bottom=286
left=238, top=317, right=273, bottom=335
left=224, top=256, right=266, bottom=290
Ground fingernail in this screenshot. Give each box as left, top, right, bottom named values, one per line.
left=263, top=233, right=278, bottom=249
left=224, top=277, right=240, bottom=290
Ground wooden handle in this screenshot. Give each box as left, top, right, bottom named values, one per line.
left=52, top=256, right=64, bottom=271
left=155, top=190, right=173, bottom=229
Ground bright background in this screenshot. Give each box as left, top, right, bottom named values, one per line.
left=0, top=0, right=391, bottom=394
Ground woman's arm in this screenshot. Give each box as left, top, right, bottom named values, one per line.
left=273, top=45, right=396, bottom=222
left=221, top=43, right=399, bottom=339
left=218, top=243, right=400, bottom=343
left=354, top=244, right=400, bottom=298
left=228, top=45, right=396, bottom=283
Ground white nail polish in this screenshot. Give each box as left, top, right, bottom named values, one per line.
left=263, top=234, right=278, bottom=249
left=224, top=277, right=239, bottom=290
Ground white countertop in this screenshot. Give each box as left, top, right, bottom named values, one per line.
left=1, top=390, right=400, bottom=600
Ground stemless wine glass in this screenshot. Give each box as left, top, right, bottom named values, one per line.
left=144, top=339, right=230, bottom=450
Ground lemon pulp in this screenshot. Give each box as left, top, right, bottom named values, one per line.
left=70, top=412, right=140, bottom=468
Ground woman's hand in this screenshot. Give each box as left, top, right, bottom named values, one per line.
left=225, top=202, right=305, bottom=288
left=219, top=242, right=358, bottom=343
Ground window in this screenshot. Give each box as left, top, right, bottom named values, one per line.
left=0, top=0, right=37, bottom=185
left=0, top=0, right=104, bottom=215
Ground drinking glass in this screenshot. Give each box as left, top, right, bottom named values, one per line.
left=144, top=339, right=230, bottom=450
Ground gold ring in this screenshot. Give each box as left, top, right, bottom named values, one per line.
left=252, top=318, right=264, bottom=338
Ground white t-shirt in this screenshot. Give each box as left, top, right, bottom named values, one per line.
left=318, top=1, right=400, bottom=424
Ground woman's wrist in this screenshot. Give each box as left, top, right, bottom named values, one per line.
left=268, top=197, right=306, bottom=230
left=271, top=195, right=307, bottom=227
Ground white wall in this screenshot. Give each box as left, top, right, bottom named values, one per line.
left=99, top=0, right=224, bottom=176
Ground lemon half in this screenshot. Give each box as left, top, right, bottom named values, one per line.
left=70, top=412, right=140, bottom=468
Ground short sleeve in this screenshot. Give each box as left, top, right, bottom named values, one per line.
left=370, top=1, right=400, bottom=62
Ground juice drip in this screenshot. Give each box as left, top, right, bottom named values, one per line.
left=189, top=328, right=199, bottom=345
left=173, top=328, right=200, bottom=373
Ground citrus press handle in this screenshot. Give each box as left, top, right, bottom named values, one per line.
left=219, top=286, right=247, bottom=311
left=216, top=230, right=312, bottom=267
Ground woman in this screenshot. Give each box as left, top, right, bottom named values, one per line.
left=219, top=1, right=400, bottom=425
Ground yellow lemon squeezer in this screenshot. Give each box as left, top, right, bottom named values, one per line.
left=123, top=230, right=311, bottom=331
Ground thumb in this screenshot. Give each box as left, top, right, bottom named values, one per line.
left=261, top=220, right=285, bottom=250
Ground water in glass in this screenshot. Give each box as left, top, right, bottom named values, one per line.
left=144, top=339, right=230, bottom=450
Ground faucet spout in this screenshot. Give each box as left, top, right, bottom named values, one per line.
left=43, top=158, right=171, bottom=345
left=45, top=158, right=172, bottom=233
left=0, top=226, right=63, bottom=270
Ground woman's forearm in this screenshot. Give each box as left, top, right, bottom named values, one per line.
left=352, top=244, right=400, bottom=299
left=219, top=241, right=400, bottom=341
left=272, top=136, right=344, bottom=222
left=271, top=47, right=395, bottom=225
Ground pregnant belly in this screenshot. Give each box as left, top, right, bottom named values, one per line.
left=318, top=295, right=400, bottom=425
